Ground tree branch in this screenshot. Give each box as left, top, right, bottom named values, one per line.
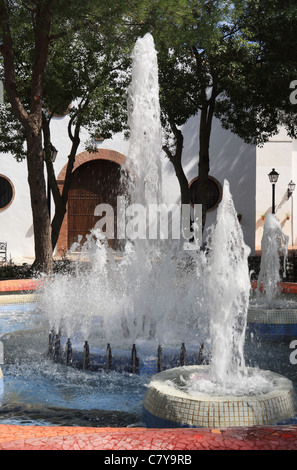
left=30, top=1, right=53, bottom=115
left=0, top=1, right=30, bottom=128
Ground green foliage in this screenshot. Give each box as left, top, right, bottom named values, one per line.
left=0, top=0, right=136, bottom=160
left=146, top=0, right=297, bottom=149
left=215, top=0, right=297, bottom=144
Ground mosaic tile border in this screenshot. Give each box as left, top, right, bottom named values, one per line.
left=247, top=306, right=297, bottom=336
left=143, top=366, right=295, bottom=428
left=0, top=293, right=37, bottom=305
left=248, top=307, right=297, bottom=324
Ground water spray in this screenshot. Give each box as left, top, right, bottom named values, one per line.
left=48, top=329, right=55, bottom=358
left=157, top=345, right=163, bottom=372
left=198, top=342, right=205, bottom=365
left=179, top=343, right=186, bottom=366
left=131, top=344, right=139, bottom=374
left=53, top=334, right=61, bottom=362
left=106, top=343, right=112, bottom=371
left=83, top=341, right=90, bottom=370
left=65, top=338, right=72, bottom=366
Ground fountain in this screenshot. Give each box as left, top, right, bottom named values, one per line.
left=8, top=32, right=294, bottom=428
left=40, top=33, right=208, bottom=371
left=143, top=183, right=295, bottom=428
left=256, top=213, right=288, bottom=305
left=248, top=213, right=297, bottom=338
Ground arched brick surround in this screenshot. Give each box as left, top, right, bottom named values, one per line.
left=56, top=149, right=126, bottom=257
left=57, top=149, right=126, bottom=183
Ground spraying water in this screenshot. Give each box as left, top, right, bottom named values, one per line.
left=41, top=33, right=207, bottom=353
left=174, top=182, right=274, bottom=396
left=41, top=34, right=275, bottom=398
left=256, top=213, right=289, bottom=306
left=126, top=32, right=163, bottom=209
left=207, top=180, right=251, bottom=387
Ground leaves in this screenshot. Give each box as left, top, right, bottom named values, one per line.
left=0, top=0, right=135, bottom=160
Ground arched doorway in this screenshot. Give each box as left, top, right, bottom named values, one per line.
left=68, top=159, right=122, bottom=248
left=56, top=150, right=126, bottom=255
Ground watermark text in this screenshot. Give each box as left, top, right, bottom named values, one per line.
left=93, top=197, right=202, bottom=249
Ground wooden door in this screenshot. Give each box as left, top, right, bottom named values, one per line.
left=68, top=160, right=121, bottom=249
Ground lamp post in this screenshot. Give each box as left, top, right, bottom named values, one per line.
left=288, top=180, right=296, bottom=247
left=44, top=143, right=58, bottom=219
left=268, top=168, right=279, bottom=214
left=288, top=180, right=296, bottom=198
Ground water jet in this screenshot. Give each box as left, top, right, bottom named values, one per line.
left=143, top=181, right=296, bottom=428
left=248, top=213, right=297, bottom=338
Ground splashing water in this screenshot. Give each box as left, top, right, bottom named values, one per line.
left=180, top=181, right=273, bottom=396
left=256, top=213, right=289, bottom=306
left=206, top=180, right=251, bottom=387
left=126, top=32, right=163, bottom=209
left=40, top=33, right=208, bottom=353
left=40, top=34, right=274, bottom=397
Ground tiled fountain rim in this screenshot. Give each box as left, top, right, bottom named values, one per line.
left=146, top=365, right=293, bottom=402
left=143, top=365, right=295, bottom=428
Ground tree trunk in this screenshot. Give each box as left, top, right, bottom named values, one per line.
left=163, top=125, right=194, bottom=241
left=50, top=119, right=81, bottom=251
left=0, top=2, right=54, bottom=274
left=197, top=105, right=210, bottom=232
left=197, top=92, right=216, bottom=232
left=163, top=127, right=190, bottom=205
left=26, top=130, right=53, bottom=274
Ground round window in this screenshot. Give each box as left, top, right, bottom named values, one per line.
left=189, top=175, right=222, bottom=212
left=0, top=175, right=15, bottom=212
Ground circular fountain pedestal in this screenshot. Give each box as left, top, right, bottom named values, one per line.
left=143, top=366, right=295, bottom=428
left=248, top=306, right=297, bottom=337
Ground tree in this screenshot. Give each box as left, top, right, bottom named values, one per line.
left=149, top=1, right=250, bottom=230
left=146, top=0, right=297, bottom=233
left=0, top=0, right=55, bottom=273
left=215, top=0, right=297, bottom=142
left=41, top=25, right=130, bottom=251
left=0, top=0, right=137, bottom=273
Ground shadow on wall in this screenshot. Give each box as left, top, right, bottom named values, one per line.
left=26, top=225, right=34, bottom=238
left=180, top=115, right=257, bottom=251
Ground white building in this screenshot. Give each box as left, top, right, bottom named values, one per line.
left=0, top=109, right=295, bottom=264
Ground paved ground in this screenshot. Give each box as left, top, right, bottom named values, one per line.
left=0, top=278, right=43, bottom=292
left=0, top=278, right=297, bottom=450
left=0, top=424, right=297, bottom=450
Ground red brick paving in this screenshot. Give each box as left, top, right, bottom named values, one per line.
left=0, top=424, right=297, bottom=450
left=1, top=279, right=297, bottom=450
left=0, top=278, right=43, bottom=292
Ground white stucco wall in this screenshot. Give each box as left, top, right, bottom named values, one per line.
left=256, top=129, right=296, bottom=250
left=180, top=115, right=257, bottom=254
left=0, top=154, right=33, bottom=263
left=0, top=115, right=131, bottom=263
left=0, top=112, right=257, bottom=263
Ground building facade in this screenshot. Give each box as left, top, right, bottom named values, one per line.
left=0, top=109, right=294, bottom=264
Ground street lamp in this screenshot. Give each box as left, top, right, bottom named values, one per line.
left=268, top=168, right=279, bottom=214
left=288, top=180, right=296, bottom=198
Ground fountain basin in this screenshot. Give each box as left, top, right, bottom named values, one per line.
left=248, top=306, right=297, bottom=337
left=143, top=365, right=295, bottom=428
